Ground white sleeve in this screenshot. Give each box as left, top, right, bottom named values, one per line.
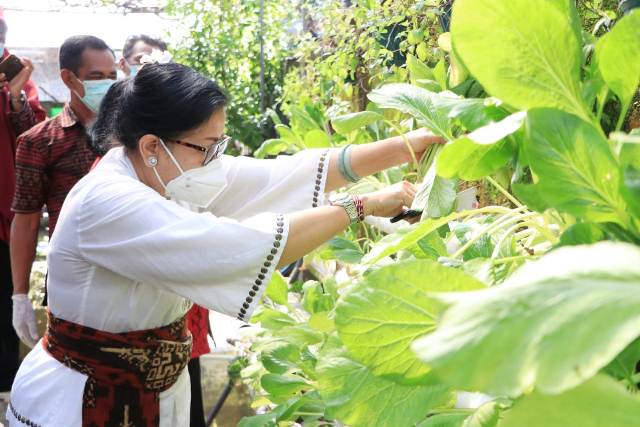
left=76, top=178, right=287, bottom=321
left=211, top=148, right=333, bottom=220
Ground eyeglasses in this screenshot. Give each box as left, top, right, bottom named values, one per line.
left=169, top=135, right=231, bottom=165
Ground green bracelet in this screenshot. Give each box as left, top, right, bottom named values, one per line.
left=339, top=145, right=361, bottom=183
left=338, top=146, right=349, bottom=182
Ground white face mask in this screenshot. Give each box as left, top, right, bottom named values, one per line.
left=152, top=138, right=228, bottom=209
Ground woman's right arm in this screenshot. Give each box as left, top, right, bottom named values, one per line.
left=76, top=177, right=414, bottom=319
left=278, top=205, right=350, bottom=267
left=278, top=181, right=416, bottom=266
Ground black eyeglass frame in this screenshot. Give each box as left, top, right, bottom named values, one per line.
left=168, top=135, right=231, bottom=165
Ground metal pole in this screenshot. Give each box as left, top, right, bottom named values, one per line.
left=205, top=379, right=234, bottom=426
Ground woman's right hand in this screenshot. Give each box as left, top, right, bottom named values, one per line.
left=361, top=181, right=417, bottom=218
left=280, top=181, right=418, bottom=267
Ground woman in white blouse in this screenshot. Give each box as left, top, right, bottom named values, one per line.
left=7, top=63, right=443, bottom=426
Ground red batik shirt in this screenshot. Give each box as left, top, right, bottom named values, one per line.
left=12, top=104, right=97, bottom=236
left=0, top=48, right=47, bottom=243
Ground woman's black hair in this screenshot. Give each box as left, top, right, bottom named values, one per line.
left=90, top=62, right=227, bottom=154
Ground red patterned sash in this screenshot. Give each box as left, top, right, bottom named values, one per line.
left=43, top=311, right=192, bottom=426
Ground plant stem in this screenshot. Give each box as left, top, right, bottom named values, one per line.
left=491, top=222, right=527, bottom=259
left=517, top=220, right=559, bottom=244
left=360, top=222, right=371, bottom=245
left=450, top=209, right=534, bottom=260
left=616, top=103, right=630, bottom=132
left=492, top=254, right=541, bottom=265
left=596, top=88, right=608, bottom=123
left=427, top=408, right=475, bottom=415
left=294, top=412, right=325, bottom=417
left=384, top=119, right=419, bottom=170
left=485, top=175, right=523, bottom=208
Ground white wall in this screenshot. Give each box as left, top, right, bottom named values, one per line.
left=3, top=4, right=180, bottom=52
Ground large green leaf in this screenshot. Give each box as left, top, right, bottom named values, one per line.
left=368, top=83, right=454, bottom=139
left=418, top=414, right=467, bottom=427
left=414, top=166, right=458, bottom=219
left=261, top=373, right=310, bottom=399
left=363, top=209, right=473, bottom=264
left=616, top=129, right=640, bottom=170
left=290, top=105, right=322, bottom=133
left=276, top=324, right=324, bottom=347
left=446, top=98, right=507, bottom=131
left=258, top=339, right=300, bottom=374
left=524, top=108, right=628, bottom=226
left=368, top=83, right=505, bottom=139
left=407, top=53, right=435, bottom=84
left=595, top=10, right=640, bottom=112
left=251, top=306, right=297, bottom=330
left=437, top=112, right=524, bottom=180
left=238, top=413, right=277, bottom=427
left=335, top=259, right=485, bottom=384
left=602, top=338, right=640, bottom=383
left=451, top=0, right=590, bottom=121
left=238, top=392, right=325, bottom=427
left=319, top=237, right=364, bottom=264
left=331, top=111, right=384, bottom=134
left=499, top=375, right=640, bottom=427
left=415, top=231, right=448, bottom=260
left=316, top=337, right=452, bottom=427
left=302, top=281, right=335, bottom=314
left=254, top=139, right=292, bottom=159
left=413, top=242, right=640, bottom=397
left=265, top=271, right=288, bottom=305
left=274, top=391, right=325, bottom=422
left=433, top=58, right=448, bottom=91
left=303, top=129, right=332, bottom=148
left=463, top=401, right=500, bottom=427
left=622, top=165, right=640, bottom=225
left=616, top=130, right=640, bottom=222
left=275, top=124, right=301, bottom=145
left=558, top=223, right=606, bottom=247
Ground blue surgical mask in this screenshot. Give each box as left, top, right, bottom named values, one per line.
left=75, top=78, right=115, bottom=112
left=128, top=63, right=140, bottom=77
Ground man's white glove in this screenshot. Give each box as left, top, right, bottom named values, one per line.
left=12, top=294, right=39, bottom=347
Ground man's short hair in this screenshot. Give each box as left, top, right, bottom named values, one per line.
left=122, top=34, right=168, bottom=61
left=59, top=35, right=114, bottom=74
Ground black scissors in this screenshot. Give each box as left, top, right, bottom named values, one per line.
left=390, top=209, right=422, bottom=223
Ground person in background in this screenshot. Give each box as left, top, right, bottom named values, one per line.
left=10, top=35, right=116, bottom=349
left=0, top=6, right=46, bottom=393
left=119, top=34, right=168, bottom=77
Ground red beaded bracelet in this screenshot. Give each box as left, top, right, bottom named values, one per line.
left=353, top=195, right=365, bottom=221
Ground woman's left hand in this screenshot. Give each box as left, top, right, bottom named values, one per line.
left=399, top=128, right=446, bottom=161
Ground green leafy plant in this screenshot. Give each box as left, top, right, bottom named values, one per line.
left=166, top=0, right=298, bottom=149
left=237, top=2, right=640, bottom=426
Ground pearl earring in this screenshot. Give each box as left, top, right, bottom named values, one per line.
left=148, top=157, right=158, bottom=167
